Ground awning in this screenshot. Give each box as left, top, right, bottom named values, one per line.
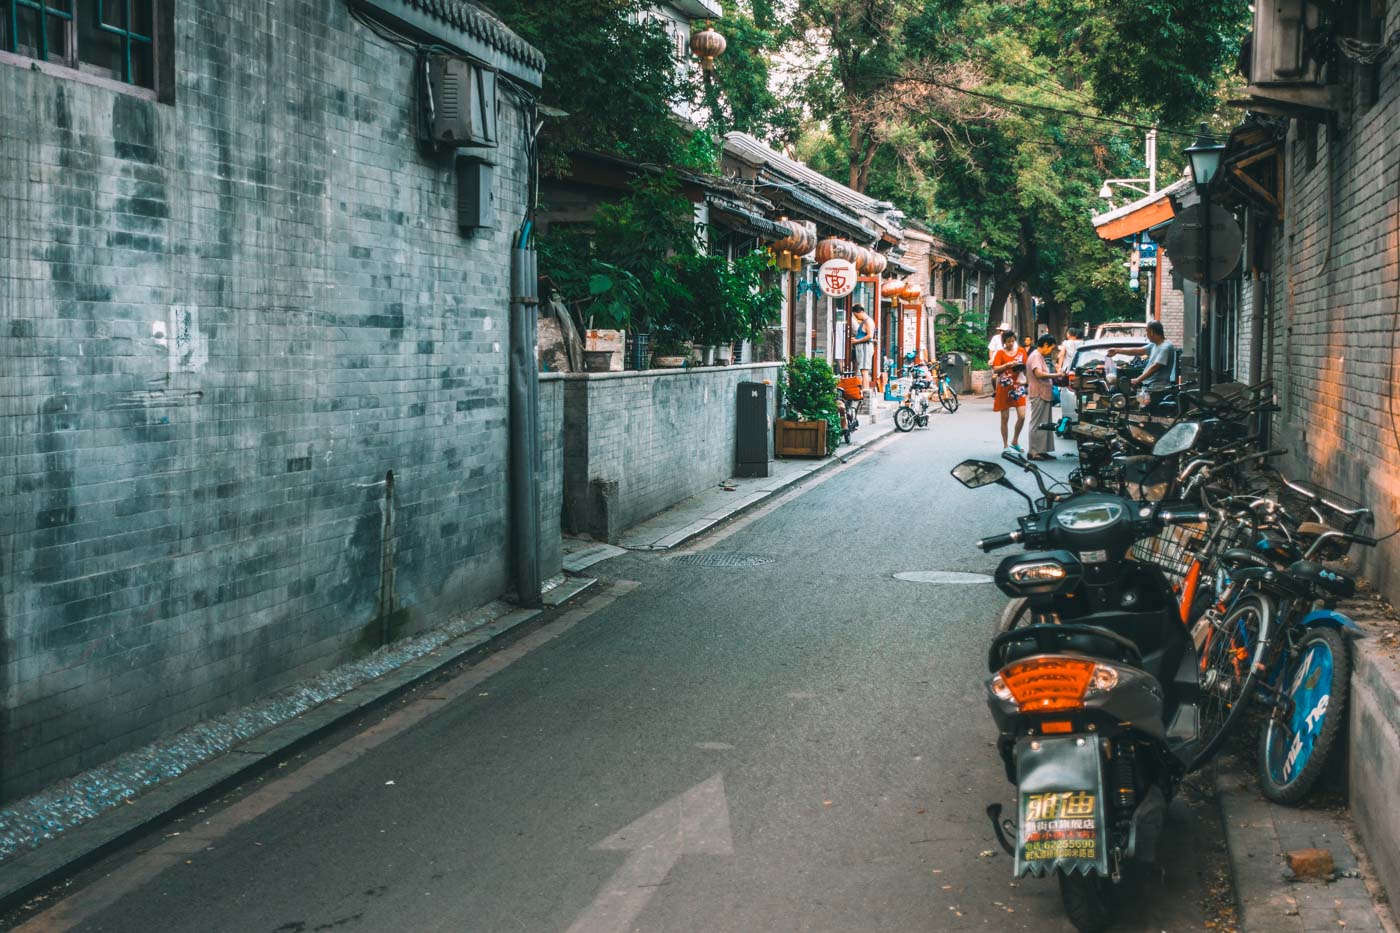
left=1216, top=122, right=1285, bottom=222
left=705, top=195, right=793, bottom=241
left=1091, top=178, right=1191, bottom=241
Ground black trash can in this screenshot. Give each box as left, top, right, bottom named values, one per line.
left=938, top=352, right=971, bottom=394
left=735, top=382, right=771, bottom=477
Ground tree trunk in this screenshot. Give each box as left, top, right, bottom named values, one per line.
left=986, top=216, right=1038, bottom=337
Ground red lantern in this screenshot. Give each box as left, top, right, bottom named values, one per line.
left=815, top=237, right=858, bottom=265
left=867, top=250, right=888, bottom=276
left=690, top=24, right=727, bottom=72
left=883, top=279, right=908, bottom=299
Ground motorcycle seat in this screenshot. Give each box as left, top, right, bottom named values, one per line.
left=1286, top=560, right=1356, bottom=599
left=1220, top=547, right=1270, bottom=569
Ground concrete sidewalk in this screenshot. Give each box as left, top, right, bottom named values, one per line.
left=0, top=576, right=599, bottom=914
left=618, top=411, right=901, bottom=551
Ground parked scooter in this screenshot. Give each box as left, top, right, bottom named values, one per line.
left=836, top=376, right=863, bottom=444
left=951, top=430, right=1211, bottom=932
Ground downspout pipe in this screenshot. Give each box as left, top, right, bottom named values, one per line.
left=509, top=246, right=542, bottom=608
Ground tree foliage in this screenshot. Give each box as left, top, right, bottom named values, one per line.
left=489, top=0, right=697, bottom=173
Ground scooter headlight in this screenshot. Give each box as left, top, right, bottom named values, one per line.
left=1007, top=561, right=1067, bottom=584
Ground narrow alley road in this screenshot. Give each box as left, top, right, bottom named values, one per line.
left=9, top=402, right=1231, bottom=933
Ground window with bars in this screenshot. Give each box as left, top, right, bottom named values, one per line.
left=1, top=0, right=160, bottom=91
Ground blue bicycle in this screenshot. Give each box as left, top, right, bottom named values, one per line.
left=1192, top=478, right=1377, bottom=801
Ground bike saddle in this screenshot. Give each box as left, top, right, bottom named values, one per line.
left=1220, top=547, right=1270, bottom=569
left=1286, top=560, right=1356, bottom=599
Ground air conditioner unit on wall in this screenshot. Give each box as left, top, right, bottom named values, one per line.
left=1251, top=0, right=1324, bottom=85
left=428, top=55, right=498, bottom=147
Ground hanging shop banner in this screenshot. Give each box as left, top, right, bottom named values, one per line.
left=818, top=259, right=858, bottom=298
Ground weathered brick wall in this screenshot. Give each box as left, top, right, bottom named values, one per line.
left=537, top=375, right=564, bottom=577
left=1158, top=250, right=1186, bottom=346
left=1266, top=4, right=1400, bottom=597
left=562, top=364, right=781, bottom=539
left=0, top=1, right=552, bottom=800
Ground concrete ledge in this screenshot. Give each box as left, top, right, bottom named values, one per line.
left=553, top=361, right=779, bottom=383
left=1349, top=631, right=1400, bottom=910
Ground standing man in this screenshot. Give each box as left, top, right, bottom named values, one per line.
left=1026, top=333, right=1060, bottom=461
left=850, top=304, right=875, bottom=393
left=1058, top=327, right=1083, bottom=373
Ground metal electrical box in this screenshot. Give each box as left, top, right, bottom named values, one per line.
left=428, top=55, right=498, bottom=146
left=735, top=382, right=771, bottom=478
left=456, top=155, right=495, bottom=231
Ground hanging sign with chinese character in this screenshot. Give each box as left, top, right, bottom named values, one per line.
left=817, top=258, right=858, bottom=298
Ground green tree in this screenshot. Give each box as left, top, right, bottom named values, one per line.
left=489, top=0, right=697, bottom=173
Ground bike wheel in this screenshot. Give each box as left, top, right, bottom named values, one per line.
left=893, top=406, right=916, bottom=432
left=940, top=386, right=959, bottom=413
left=1257, top=625, right=1350, bottom=804
left=1188, top=592, right=1272, bottom=771
left=1058, top=871, right=1115, bottom=933
left=996, top=597, right=1030, bottom=635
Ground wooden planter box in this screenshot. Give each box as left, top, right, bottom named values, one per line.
left=775, top=419, right=828, bottom=458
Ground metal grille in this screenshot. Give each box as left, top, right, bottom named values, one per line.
left=1131, top=523, right=1206, bottom=584
left=666, top=552, right=775, bottom=568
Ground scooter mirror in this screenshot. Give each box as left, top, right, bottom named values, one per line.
left=1152, top=421, right=1201, bottom=457
left=951, top=459, right=1006, bottom=489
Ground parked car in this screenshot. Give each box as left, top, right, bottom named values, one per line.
left=1093, top=321, right=1149, bottom=341
left=1063, top=338, right=1156, bottom=418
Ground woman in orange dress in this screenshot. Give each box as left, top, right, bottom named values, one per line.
left=991, top=331, right=1027, bottom=452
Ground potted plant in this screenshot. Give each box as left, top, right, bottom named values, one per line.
left=652, top=335, right=690, bottom=368
left=776, top=355, right=840, bottom=457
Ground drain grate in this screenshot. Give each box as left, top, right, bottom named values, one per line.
left=667, top=552, right=776, bottom=568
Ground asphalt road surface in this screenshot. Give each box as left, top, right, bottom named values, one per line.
left=7, top=399, right=1232, bottom=933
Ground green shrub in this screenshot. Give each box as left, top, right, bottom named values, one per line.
left=781, top=356, right=841, bottom=451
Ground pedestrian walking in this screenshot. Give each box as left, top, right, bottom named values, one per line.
left=991, top=331, right=1027, bottom=452
left=1026, top=334, right=1060, bottom=460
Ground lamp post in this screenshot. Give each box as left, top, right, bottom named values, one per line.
left=1184, top=123, right=1225, bottom=392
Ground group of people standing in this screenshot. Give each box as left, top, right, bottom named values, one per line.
left=986, top=321, right=1174, bottom=461
left=988, top=330, right=1071, bottom=461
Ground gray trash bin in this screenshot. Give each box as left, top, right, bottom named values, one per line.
left=938, top=352, right=971, bottom=394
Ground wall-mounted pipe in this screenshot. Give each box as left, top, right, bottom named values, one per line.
left=509, top=246, right=542, bottom=608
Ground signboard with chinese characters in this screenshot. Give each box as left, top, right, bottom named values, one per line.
left=1013, top=735, right=1109, bottom=878
left=817, top=258, right=858, bottom=298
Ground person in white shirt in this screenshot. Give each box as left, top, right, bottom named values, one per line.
left=1058, top=327, right=1083, bottom=373
left=987, top=329, right=1011, bottom=364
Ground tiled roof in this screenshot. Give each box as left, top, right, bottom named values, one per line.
left=410, top=0, right=546, bottom=71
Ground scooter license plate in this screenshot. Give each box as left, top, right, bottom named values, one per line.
left=1013, top=736, right=1110, bottom=877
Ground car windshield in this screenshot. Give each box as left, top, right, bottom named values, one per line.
left=1070, top=345, right=1144, bottom=370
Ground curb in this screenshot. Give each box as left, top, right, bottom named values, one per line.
left=1215, top=751, right=1390, bottom=933
left=0, top=577, right=598, bottom=915
left=627, top=424, right=899, bottom=552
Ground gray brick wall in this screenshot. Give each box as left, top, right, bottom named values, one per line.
left=0, top=1, right=555, bottom=800
left=1263, top=2, right=1400, bottom=598
left=561, top=364, right=781, bottom=538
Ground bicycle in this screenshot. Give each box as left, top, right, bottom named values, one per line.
left=894, top=378, right=933, bottom=432
left=931, top=363, right=959, bottom=412
left=1185, top=479, right=1377, bottom=792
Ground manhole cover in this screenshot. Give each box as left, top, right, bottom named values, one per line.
left=667, top=552, right=776, bottom=568
left=893, top=571, right=995, bottom=585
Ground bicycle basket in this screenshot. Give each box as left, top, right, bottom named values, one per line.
left=1131, top=522, right=1206, bottom=586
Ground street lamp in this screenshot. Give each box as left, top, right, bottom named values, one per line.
left=1184, top=123, right=1225, bottom=391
